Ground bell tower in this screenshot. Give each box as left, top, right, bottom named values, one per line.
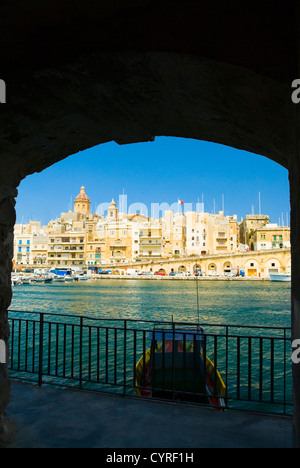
left=108, top=198, right=118, bottom=221
left=74, top=186, right=90, bottom=216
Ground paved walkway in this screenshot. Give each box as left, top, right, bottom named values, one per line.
left=4, top=381, right=293, bottom=448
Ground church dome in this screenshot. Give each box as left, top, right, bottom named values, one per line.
left=75, top=186, right=90, bottom=201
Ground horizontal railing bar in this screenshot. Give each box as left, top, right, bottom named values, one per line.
left=8, top=309, right=291, bottom=332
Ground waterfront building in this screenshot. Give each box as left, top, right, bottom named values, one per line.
left=252, top=224, right=291, bottom=251
left=184, top=211, right=238, bottom=256
left=207, top=212, right=239, bottom=255
left=14, top=222, right=48, bottom=267
left=185, top=211, right=207, bottom=256
left=12, top=187, right=291, bottom=274
left=103, top=212, right=133, bottom=265
left=162, top=210, right=186, bottom=257
left=138, top=219, right=163, bottom=259
left=47, top=226, right=87, bottom=268
left=239, top=214, right=270, bottom=249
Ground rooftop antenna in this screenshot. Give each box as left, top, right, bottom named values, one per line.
left=259, top=192, right=261, bottom=215
left=222, top=194, right=225, bottom=214
left=213, top=199, right=216, bottom=215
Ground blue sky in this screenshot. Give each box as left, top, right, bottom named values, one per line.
left=15, top=137, right=290, bottom=226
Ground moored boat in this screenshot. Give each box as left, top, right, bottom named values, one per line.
left=135, top=328, right=226, bottom=409
left=65, top=276, right=74, bottom=282
left=74, top=274, right=89, bottom=281
left=21, top=277, right=32, bottom=284
left=52, top=275, right=66, bottom=282
left=269, top=273, right=291, bottom=282
left=34, top=275, right=53, bottom=284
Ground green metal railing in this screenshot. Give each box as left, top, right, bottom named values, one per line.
left=7, top=310, right=293, bottom=416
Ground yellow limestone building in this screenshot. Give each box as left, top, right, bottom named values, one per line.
left=13, top=187, right=291, bottom=273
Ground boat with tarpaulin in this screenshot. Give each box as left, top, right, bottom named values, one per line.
left=135, top=328, right=226, bottom=409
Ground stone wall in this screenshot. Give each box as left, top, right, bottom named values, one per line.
left=0, top=190, right=17, bottom=443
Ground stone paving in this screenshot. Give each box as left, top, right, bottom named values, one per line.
left=4, top=381, right=293, bottom=448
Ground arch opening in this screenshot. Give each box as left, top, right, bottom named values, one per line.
left=0, top=44, right=297, bottom=445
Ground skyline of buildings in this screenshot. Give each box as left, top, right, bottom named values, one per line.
left=13, top=186, right=291, bottom=269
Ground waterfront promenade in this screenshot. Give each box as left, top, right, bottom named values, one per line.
left=5, top=381, right=292, bottom=448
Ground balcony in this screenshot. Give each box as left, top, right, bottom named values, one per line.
left=139, top=240, right=162, bottom=246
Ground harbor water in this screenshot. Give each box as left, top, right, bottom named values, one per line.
left=9, top=279, right=292, bottom=414
left=10, top=278, right=291, bottom=328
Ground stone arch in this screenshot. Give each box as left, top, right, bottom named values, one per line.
left=193, top=263, right=201, bottom=272
left=156, top=268, right=166, bottom=274
left=0, top=1, right=299, bottom=446
left=265, top=258, right=283, bottom=274
left=178, top=265, right=187, bottom=273
left=244, top=259, right=260, bottom=277
left=223, top=261, right=232, bottom=273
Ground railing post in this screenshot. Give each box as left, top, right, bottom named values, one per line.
left=38, top=313, right=44, bottom=387
left=79, top=316, right=83, bottom=389
left=123, top=319, right=127, bottom=397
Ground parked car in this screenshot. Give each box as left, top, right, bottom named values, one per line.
left=169, top=271, right=176, bottom=276
left=155, top=271, right=167, bottom=276
left=208, top=271, right=219, bottom=277
left=142, top=271, right=154, bottom=276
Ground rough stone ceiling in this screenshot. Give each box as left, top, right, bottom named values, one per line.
left=0, top=0, right=297, bottom=188
left=1, top=0, right=298, bottom=81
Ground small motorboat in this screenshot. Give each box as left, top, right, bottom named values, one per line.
left=52, top=275, right=66, bottom=283
left=74, top=274, right=89, bottom=281
left=34, top=275, right=53, bottom=284
left=135, top=328, right=226, bottom=409
left=269, top=273, right=291, bottom=282
left=21, top=277, right=32, bottom=284
left=11, top=275, right=23, bottom=286
left=65, top=276, right=74, bottom=282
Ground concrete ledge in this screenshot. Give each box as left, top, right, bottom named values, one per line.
left=4, top=381, right=293, bottom=448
